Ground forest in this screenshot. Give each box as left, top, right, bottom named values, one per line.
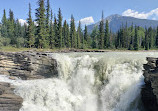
left=0, top=0, right=158, bottom=50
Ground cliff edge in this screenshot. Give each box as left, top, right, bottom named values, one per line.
left=142, top=57, right=158, bottom=111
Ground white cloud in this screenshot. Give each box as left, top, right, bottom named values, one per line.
left=19, top=19, right=27, bottom=25
left=122, top=8, right=158, bottom=20
left=152, top=17, right=157, bottom=20
left=79, top=16, right=94, bottom=25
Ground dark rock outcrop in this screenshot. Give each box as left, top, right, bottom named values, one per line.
left=0, top=51, right=58, bottom=80
left=0, top=51, right=59, bottom=111
left=142, top=57, right=158, bottom=111
left=0, top=82, right=23, bottom=111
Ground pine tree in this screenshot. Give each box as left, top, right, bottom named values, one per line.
left=70, top=15, right=77, bottom=48
left=62, top=20, right=67, bottom=47
left=148, top=27, right=154, bottom=49
left=49, top=10, right=55, bottom=49
left=104, top=20, right=109, bottom=48
left=66, top=23, right=70, bottom=48
left=115, top=31, right=120, bottom=49
left=27, top=3, right=35, bottom=48
left=156, top=26, right=158, bottom=48
left=8, top=9, right=15, bottom=45
left=145, top=28, right=149, bottom=50
left=14, top=19, right=21, bottom=38
left=134, top=26, right=139, bottom=50
left=1, top=9, right=8, bottom=38
left=84, top=25, right=88, bottom=48
left=54, top=15, right=58, bottom=47
left=99, top=11, right=104, bottom=49
left=77, top=21, right=82, bottom=49
left=45, top=0, right=50, bottom=44
left=91, top=26, right=99, bottom=48
left=120, top=24, right=125, bottom=48
left=57, top=8, right=63, bottom=48
left=46, top=0, right=50, bottom=33
left=35, top=0, right=47, bottom=48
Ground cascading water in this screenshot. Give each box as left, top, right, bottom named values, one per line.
left=1, top=52, right=158, bottom=111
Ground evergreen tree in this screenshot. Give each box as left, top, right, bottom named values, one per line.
left=120, top=24, right=125, bottom=48
left=134, top=26, right=139, bottom=50
left=57, top=8, right=63, bottom=48
left=70, top=15, right=77, bottom=48
left=35, top=0, right=47, bottom=48
left=145, top=28, right=149, bottom=50
left=45, top=0, right=50, bottom=44
left=104, top=20, right=109, bottom=48
left=66, top=23, right=70, bottom=48
left=83, top=25, right=88, bottom=48
left=14, top=19, right=22, bottom=38
left=49, top=10, right=55, bottom=49
left=8, top=9, right=15, bottom=45
left=156, top=26, right=158, bottom=48
left=27, top=3, right=35, bottom=48
left=77, top=21, right=82, bottom=49
left=148, top=27, right=154, bottom=49
left=46, top=0, right=50, bottom=33
left=53, top=15, right=58, bottom=47
left=62, top=20, right=67, bottom=47
left=99, top=11, right=104, bottom=49
left=91, top=26, right=99, bottom=48
left=115, top=31, right=120, bottom=49
left=1, top=9, right=8, bottom=38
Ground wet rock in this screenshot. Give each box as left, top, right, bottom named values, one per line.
left=0, top=82, right=23, bottom=111
left=142, top=57, right=158, bottom=111
left=0, top=51, right=58, bottom=80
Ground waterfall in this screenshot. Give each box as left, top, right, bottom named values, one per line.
left=1, top=52, right=158, bottom=111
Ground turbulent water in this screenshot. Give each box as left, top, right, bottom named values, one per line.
left=1, top=52, right=158, bottom=111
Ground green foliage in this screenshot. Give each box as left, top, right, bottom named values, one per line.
left=104, top=20, right=110, bottom=48
left=1, top=1, right=158, bottom=51
left=70, top=15, right=77, bottom=48
left=57, top=8, right=63, bottom=48
left=54, top=15, right=58, bottom=47
left=77, top=21, right=82, bottom=49
left=63, top=20, right=70, bottom=48
left=49, top=10, right=55, bottom=49
left=35, top=0, right=48, bottom=48
left=156, top=26, right=158, bottom=48
left=91, top=26, right=99, bottom=49
left=134, top=26, right=139, bottom=50
left=99, top=11, right=104, bottom=49
left=27, top=3, right=35, bottom=48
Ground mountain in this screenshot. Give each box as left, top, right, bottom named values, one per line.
left=87, top=14, right=158, bottom=33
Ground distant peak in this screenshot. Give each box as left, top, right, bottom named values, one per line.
left=105, top=14, right=122, bottom=22
left=107, top=14, right=121, bottom=18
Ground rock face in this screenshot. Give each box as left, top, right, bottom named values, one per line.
left=0, top=82, right=23, bottom=111
left=0, top=51, right=58, bottom=80
left=0, top=51, right=58, bottom=111
left=142, top=57, right=158, bottom=111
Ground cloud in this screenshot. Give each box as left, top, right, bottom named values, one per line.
left=19, top=19, right=27, bottom=25
left=122, top=8, right=158, bottom=20
left=79, top=16, right=94, bottom=25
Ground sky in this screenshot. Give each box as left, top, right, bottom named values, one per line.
left=0, top=0, right=158, bottom=26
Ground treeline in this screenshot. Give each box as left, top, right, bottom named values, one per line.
left=0, top=0, right=158, bottom=50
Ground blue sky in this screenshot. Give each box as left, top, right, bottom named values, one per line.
left=0, top=0, right=158, bottom=25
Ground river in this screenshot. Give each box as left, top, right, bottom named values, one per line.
left=1, top=52, right=158, bottom=111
